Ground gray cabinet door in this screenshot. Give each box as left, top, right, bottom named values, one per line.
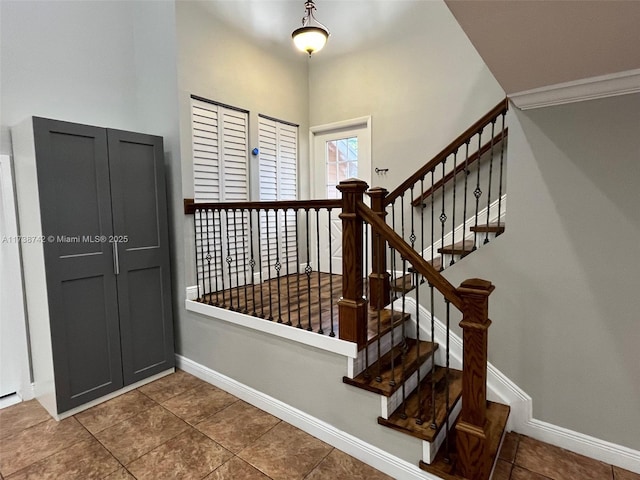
left=107, top=130, right=175, bottom=386
left=34, top=118, right=123, bottom=412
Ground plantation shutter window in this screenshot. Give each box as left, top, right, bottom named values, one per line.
left=192, top=97, right=249, bottom=291
left=258, top=116, right=299, bottom=275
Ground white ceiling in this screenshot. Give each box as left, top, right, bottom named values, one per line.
left=445, top=0, right=640, bottom=94
left=199, top=0, right=640, bottom=93
left=196, top=0, right=427, bottom=58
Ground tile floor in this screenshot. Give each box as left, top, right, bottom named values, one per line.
left=0, top=369, right=637, bottom=480
left=0, top=370, right=392, bottom=480
left=493, top=431, right=639, bottom=480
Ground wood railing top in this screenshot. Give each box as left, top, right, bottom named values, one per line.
left=412, top=128, right=509, bottom=207
left=184, top=198, right=342, bottom=215
left=385, top=98, right=509, bottom=206
left=357, top=200, right=464, bottom=310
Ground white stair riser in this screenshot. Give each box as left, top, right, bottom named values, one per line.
left=347, top=324, right=404, bottom=379
left=422, top=398, right=463, bottom=464
left=380, top=354, right=437, bottom=419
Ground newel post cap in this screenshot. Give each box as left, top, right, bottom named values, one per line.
left=367, top=186, right=389, bottom=197
left=458, top=278, right=495, bottom=296
left=336, top=178, right=369, bottom=193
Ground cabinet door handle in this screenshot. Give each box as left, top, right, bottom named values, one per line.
left=112, top=241, right=120, bottom=275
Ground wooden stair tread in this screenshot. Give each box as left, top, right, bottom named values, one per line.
left=343, top=339, right=438, bottom=397
left=419, top=401, right=511, bottom=479
left=438, top=240, right=474, bottom=256
left=390, top=273, right=415, bottom=293
left=366, top=309, right=410, bottom=344
left=470, top=222, right=505, bottom=234
left=377, top=366, right=463, bottom=442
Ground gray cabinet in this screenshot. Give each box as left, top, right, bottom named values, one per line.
left=13, top=117, right=174, bottom=416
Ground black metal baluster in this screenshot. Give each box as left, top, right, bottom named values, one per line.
left=257, top=209, right=265, bottom=318
left=233, top=209, right=241, bottom=311
left=217, top=210, right=225, bottom=307
left=401, top=192, right=406, bottom=245
left=204, top=210, right=213, bottom=304
left=440, top=158, right=447, bottom=269
left=473, top=129, right=484, bottom=250
left=225, top=209, right=234, bottom=311
left=420, top=176, right=426, bottom=284
left=305, top=208, right=312, bottom=331
left=389, top=251, right=396, bottom=388
left=241, top=209, right=249, bottom=313
left=497, top=112, right=506, bottom=235
left=296, top=211, right=302, bottom=329
left=363, top=219, right=368, bottom=373
left=485, top=120, right=496, bottom=244
left=266, top=209, right=273, bottom=320
left=284, top=209, right=292, bottom=326
left=316, top=208, right=323, bottom=334
left=376, top=231, right=383, bottom=382
left=444, top=299, right=451, bottom=463
left=249, top=209, right=257, bottom=316
left=463, top=141, right=470, bottom=254
left=399, top=257, right=408, bottom=420
left=275, top=209, right=283, bottom=323
left=415, top=268, right=423, bottom=425
left=364, top=219, right=369, bottom=302
left=431, top=169, right=435, bottom=268
left=194, top=210, right=201, bottom=301
left=450, top=150, right=458, bottom=266
left=328, top=208, right=335, bottom=337
left=429, top=283, right=436, bottom=429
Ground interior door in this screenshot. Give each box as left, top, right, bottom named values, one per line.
left=312, top=120, right=371, bottom=274
left=34, top=118, right=123, bottom=413
left=107, top=130, right=175, bottom=386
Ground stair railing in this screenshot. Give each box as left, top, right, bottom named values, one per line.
left=338, top=178, right=496, bottom=480
left=369, top=100, right=508, bottom=309
left=184, top=198, right=342, bottom=335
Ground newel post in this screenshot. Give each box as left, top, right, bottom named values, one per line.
left=455, top=278, right=495, bottom=480
left=337, top=179, right=368, bottom=349
left=367, top=187, right=390, bottom=310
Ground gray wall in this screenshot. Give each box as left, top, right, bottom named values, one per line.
left=308, top=1, right=505, bottom=195
left=443, top=94, right=640, bottom=450
left=0, top=0, right=180, bottom=154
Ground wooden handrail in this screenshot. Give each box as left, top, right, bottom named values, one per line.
left=356, top=200, right=464, bottom=310
left=184, top=198, right=342, bottom=215
left=412, top=128, right=508, bottom=207
left=385, top=98, right=509, bottom=206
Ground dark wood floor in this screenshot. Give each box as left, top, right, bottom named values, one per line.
left=197, top=273, right=408, bottom=342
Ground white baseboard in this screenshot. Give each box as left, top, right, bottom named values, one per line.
left=176, top=354, right=441, bottom=480
left=402, top=297, right=640, bottom=474
left=519, top=418, right=640, bottom=474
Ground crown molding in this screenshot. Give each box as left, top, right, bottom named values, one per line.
left=509, top=69, right=640, bottom=110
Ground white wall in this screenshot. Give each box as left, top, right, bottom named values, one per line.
left=309, top=1, right=505, bottom=195
left=443, top=94, right=640, bottom=450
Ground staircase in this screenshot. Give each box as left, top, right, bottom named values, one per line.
left=185, top=99, right=511, bottom=479
left=336, top=100, right=511, bottom=479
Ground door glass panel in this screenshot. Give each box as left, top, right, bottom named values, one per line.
left=326, top=136, right=358, bottom=198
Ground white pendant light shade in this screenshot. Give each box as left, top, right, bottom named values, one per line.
left=292, top=1, right=330, bottom=56
left=292, top=26, right=329, bottom=55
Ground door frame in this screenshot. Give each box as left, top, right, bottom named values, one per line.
left=309, top=117, right=372, bottom=274
left=0, top=154, right=33, bottom=404
left=309, top=116, right=372, bottom=198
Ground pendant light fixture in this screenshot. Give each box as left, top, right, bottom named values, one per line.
left=292, top=0, right=330, bottom=56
